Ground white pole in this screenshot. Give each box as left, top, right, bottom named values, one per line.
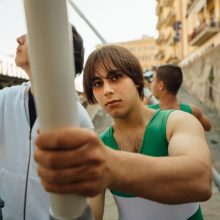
left=68, top=0, right=107, bottom=44
left=22, top=0, right=89, bottom=219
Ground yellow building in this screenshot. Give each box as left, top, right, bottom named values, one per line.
left=156, top=0, right=220, bottom=115
left=156, top=0, right=179, bottom=64
left=117, top=36, right=158, bottom=71
left=180, top=0, right=220, bottom=116
left=181, top=0, right=220, bottom=64
left=156, top=0, right=220, bottom=64
left=97, top=36, right=158, bottom=71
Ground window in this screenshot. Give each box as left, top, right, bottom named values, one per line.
left=149, top=45, right=155, bottom=50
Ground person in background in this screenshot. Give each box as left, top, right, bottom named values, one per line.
left=0, top=25, right=93, bottom=220
left=35, top=45, right=212, bottom=220
left=149, top=64, right=212, bottom=131
left=142, top=70, right=158, bottom=105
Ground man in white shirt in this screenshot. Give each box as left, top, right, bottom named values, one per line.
left=0, top=25, right=93, bottom=220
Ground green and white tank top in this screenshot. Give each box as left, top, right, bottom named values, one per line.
left=148, top=103, right=193, bottom=114
left=100, top=110, right=203, bottom=220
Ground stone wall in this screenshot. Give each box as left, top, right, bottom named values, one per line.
left=182, top=45, right=220, bottom=116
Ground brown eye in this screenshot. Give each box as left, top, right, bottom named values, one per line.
left=92, top=80, right=103, bottom=88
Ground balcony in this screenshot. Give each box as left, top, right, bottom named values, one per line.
left=164, top=31, right=172, bottom=43
left=157, top=33, right=165, bottom=44
left=189, top=20, right=220, bottom=46
left=164, top=0, right=175, bottom=7
left=156, top=1, right=163, bottom=15
left=157, top=15, right=166, bottom=29
left=187, top=0, right=206, bottom=17
left=166, top=10, right=176, bottom=26
left=156, top=49, right=165, bottom=59
left=166, top=56, right=180, bottom=64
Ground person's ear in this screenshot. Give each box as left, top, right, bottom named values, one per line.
left=158, top=81, right=165, bottom=91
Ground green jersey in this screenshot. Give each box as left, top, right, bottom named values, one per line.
left=100, top=110, right=203, bottom=220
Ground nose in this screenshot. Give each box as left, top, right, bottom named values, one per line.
left=103, top=81, right=114, bottom=96
left=16, top=35, right=26, bottom=45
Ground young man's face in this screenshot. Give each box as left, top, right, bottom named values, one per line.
left=15, top=34, right=29, bottom=71
left=92, top=66, right=140, bottom=118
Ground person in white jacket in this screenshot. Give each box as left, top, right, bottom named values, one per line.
left=0, top=25, right=93, bottom=220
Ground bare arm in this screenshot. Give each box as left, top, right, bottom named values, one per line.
left=108, top=111, right=212, bottom=204
left=35, top=113, right=212, bottom=205
left=191, top=104, right=212, bottom=131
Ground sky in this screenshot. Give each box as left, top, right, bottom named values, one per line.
left=0, top=0, right=158, bottom=90
left=0, top=0, right=158, bottom=59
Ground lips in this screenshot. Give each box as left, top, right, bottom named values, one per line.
left=105, top=99, right=121, bottom=106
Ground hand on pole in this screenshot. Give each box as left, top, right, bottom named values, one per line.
left=35, top=127, right=113, bottom=197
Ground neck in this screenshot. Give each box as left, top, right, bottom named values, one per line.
left=23, top=67, right=34, bottom=95
left=113, top=102, right=153, bottom=131
left=158, top=92, right=179, bottom=109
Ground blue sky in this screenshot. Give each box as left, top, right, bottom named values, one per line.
left=0, top=0, right=158, bottom=59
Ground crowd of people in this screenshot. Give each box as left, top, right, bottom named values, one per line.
left=0, top=25, right=213, bottom=220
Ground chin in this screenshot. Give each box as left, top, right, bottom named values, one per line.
left=109, top=110, right=127, bottom=119
left=15, top=58, right=18, bottom=66
left=15, top=59, right=21, bottom=68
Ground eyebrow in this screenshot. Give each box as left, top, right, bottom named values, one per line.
left=92, top=76, right=102, bottom=81
left=92, top=69, right=120, bottom=82
left=108, top=69, right=119, bottom=76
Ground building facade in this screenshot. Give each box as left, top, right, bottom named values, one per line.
left=156, top=0, right=220, bottom=115
left=156, top=0, right=179, bottom=64
left=117, top=36, right=158, bottom=71
left=98, top=36, right=158, bottom=71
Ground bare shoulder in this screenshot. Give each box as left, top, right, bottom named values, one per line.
left=167, top=110, right=200, bottom=125
left=166, top=110, right=204, bottom=141
left=166, top=110, right=210, bottom=163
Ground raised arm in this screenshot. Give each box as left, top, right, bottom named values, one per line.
left=191, top=104, right=212, bottom=131
left=35, top=113, right=212, bottom=205
left=107, top=111, right=212, bottom=204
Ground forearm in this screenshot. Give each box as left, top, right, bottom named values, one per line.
left=191, top=106, right=212, bottom=131
left=200, top=117, right=212, bottom=131
left=109, top=150, right=212, bottom=204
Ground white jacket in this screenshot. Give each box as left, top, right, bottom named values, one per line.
left=0, top=82, right=93, bottom=220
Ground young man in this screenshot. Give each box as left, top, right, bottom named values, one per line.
left=35, top=46, right=212, bottom=220
left=0, top=26, right=93, bottom=220
left=149, top=64, right=212, bottom=131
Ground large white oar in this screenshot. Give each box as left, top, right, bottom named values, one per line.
left=23, top=0, right=93, bottom=219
